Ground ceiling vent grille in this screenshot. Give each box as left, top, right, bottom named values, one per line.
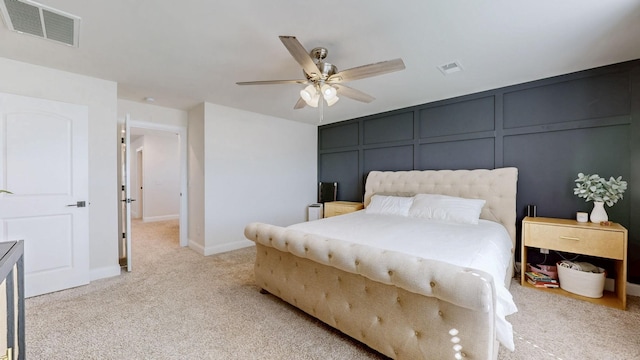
left=438, top=61, right=463, bottom=76
left=0, top=0, right=80, bottom=47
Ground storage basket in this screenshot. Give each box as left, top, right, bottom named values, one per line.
left=557, top=261, right=606, bottom=298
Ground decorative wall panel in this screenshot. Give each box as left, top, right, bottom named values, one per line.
left=318, top=60, right=639, bottom=280
left=363, top=112, right=413, bottom=145
left=318, top=151, right=359, bottom=201
left=419, top=138, right=494, bottom=170
left=419, top=96, right=495, bottom=138
left=319, top=122, right=358, bottom=149
left=503, top=71, right=630, bottom=129
left=363, top=145, right=414, bottom=174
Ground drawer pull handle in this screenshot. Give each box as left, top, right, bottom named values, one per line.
left=559, top=236, right=580, bottom=241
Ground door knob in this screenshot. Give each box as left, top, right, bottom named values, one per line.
left=66, top=201, right=86, bottom=207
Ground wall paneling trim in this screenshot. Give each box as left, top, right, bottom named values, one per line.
left=318, top=59, right=640, bottom=284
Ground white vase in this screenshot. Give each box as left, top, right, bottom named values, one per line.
left=590, top=201, right=608, bottom=223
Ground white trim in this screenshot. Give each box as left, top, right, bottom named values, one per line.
left=627, top=281, right=640, bottom=297
left=90, top=265, right=121, bottom=281
left=142, top=214, right=179, bottom=222
left=203, top=240, right=254, bottom=256
left=128, top=120, right=188, bottom=247
left=188, top=239, right=254, bottom=256
left=188, top=239, right=206, bottom=255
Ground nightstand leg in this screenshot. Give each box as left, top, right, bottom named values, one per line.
left=613, top=259, right=627, bottom=309
left=520, top=234, right=528, bottom=286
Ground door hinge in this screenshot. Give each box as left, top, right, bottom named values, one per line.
left=121, top=137, right=124, bottom=144
left=1, top=348, right=12, bottom=360
left=122, top=232, right=126, bottom=239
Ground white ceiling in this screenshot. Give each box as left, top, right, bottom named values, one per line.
left=1, top=1, right=639, bottom=125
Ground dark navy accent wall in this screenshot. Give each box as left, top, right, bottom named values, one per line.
left=318, top=60, right=640, bottom=284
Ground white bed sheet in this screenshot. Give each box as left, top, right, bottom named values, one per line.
left=288, top=210, right=518, bottom=351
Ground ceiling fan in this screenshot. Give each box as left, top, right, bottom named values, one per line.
left=236, top=35, right=405, bottom=110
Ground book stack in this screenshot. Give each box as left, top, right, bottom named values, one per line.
left=525, top=271, right=559, bottom=288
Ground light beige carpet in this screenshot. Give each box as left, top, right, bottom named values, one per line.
left=26, top=220, right=640, bottom=359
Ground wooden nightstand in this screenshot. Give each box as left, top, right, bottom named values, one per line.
left=521, top=216, right=628, bottom=309
left=323, top=201, right=364, bottom=218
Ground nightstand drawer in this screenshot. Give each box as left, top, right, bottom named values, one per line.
left=525, top=223, right=624, bottom=259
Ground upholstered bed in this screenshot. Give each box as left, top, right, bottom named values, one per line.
left=244, top=168, right=518, bottom=359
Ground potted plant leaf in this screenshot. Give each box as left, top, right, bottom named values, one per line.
left=573, top=173, right=627, bottom=223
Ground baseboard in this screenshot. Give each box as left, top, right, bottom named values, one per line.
left=142, top=214, right=179, bottom=222
left=188, top=238, right=254, bottom=256
left=627, top=281, right=640, bottom=297
left=188, top=239, right=206, bottom=255
left=90, top=265, right=121, bottom=281
left=203, top=240, right=254, bottom=256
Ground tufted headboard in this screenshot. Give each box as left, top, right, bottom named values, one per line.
left=363, top=167, right=518, bottom=245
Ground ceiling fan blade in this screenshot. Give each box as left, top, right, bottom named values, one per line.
left=328, top=58, right=405, bottom=83
left=279, top=35, right=322, bottom=80
left=236, top=79, right=308, bottom=85
left=334, top=84, right=375, bottom=103
left=294, top=97, right=307, bottom=109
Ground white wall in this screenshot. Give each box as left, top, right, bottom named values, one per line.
left=0, top=57, right=317, bottom=281
left=193, top=103, right=317, bottom=255
left=187, top=104, right=206, bottom=251
left=0, top=57, right=120, bottom=280
left=129, top=133, right=181, bottom=221
left=118, top=99, right=188, bottom=128
left=117, top=99, right=188, bottom=245
left=140, top=132, right=181, bottom=221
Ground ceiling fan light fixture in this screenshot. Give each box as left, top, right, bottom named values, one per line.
left=300, top=84, right=316, bottom=102
left=321, top=84, right=337, bottom=100
left=237, top=36, right=406, bottom=112
left=308, top=93, right=320, bottom=107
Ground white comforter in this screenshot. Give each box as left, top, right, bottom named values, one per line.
left=288, top=210, right=518, bottom=351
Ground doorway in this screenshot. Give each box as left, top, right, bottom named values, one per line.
left=129, top=128, right=180, bottom=223
left=119, top=119, right=188, bottom=271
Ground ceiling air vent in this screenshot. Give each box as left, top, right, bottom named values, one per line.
left=0, top=0, right=80, bottom=47
left=438, top=61, right=463, bottom=76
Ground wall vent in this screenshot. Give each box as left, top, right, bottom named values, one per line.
left=0, top=0, right=80, bottom=47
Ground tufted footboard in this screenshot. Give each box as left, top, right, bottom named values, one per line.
left=245, top=222, right=500, bottom=360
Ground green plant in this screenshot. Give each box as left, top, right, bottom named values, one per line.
left=573, top=173, right=627, bottom=207
left=0, top=190, right=12, bottom=194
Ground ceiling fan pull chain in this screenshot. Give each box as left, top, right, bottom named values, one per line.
left=319, top=92, right=324, bottom=124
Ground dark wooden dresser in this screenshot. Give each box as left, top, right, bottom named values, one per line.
left=0, top=241, right=24, bottom=360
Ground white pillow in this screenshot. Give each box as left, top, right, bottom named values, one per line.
left=408, top=194, right=486, bottom=224
left=366, top=195, right=413, bottom=216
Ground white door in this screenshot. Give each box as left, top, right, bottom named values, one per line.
left=0, top=92, right=89, bottom=298
left=123, top=114, right=132, bottom=272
